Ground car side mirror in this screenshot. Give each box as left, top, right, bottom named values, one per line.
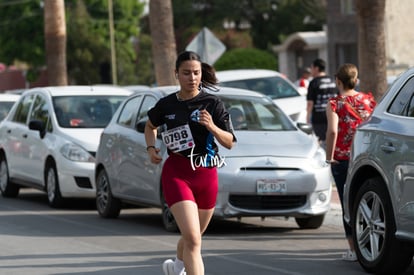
left=136, top=120, right=146, bottom=133
left=297, top=122, right=313, bottom=135
left=29, top=120, right=46, bottom=139
left=135, top=118, right=163, bottom=138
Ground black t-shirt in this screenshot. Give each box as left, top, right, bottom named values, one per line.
left=307, top=76, right=338, bottom=124
left=148, top=90, right=234, bottom=160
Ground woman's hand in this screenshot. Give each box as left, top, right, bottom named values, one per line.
left=197, top=109, right=213, bottom=129
left=147, top=147, right=163, bottom=164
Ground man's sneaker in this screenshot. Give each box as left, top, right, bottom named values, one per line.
left=342, top=249, right=357, bottom=261
left=162, top=259, right=175, bottom=275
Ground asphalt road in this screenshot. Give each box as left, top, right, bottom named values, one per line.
left=1, top=188, right=413, bottom=275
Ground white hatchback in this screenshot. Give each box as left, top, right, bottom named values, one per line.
left=216, top=69, right=307, bottom=122
left=0, top=85, right=134, bottom=207
left=95, top=85, right=332, bottom=232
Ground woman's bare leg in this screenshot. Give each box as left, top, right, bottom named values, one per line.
left=170, top=201, right=215, bottom=275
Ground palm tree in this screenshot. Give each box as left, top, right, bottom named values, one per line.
left=356, top=0, right=387, bottom=100
left=44, top=0, right=67, bottom=86
left=149, top=0, right=177, bottom=86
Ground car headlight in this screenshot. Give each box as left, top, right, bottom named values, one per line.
left=60, top=143, right=95, bottom=162
left=310, top=146, right=327, bottom=168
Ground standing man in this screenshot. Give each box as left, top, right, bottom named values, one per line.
left=306, top=58, right=338, bottom=146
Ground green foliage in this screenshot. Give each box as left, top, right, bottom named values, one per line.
left=0, top=0, right=144, bottom=85
left=135, top=33, right=156, bottom=86
left=214, top=48, right=277, bottom=71
left=66, top=0, right=144, bottom=84
left=0, top=0, right=326, bottom=85
left=172, top=0, right=326, bottom=50
left=0, top=0, right=45, bottom=66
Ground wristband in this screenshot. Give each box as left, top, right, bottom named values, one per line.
left=146, top=145, right=156, bottom=151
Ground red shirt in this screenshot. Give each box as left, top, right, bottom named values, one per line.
left=329, top=92, right=376, bottom=160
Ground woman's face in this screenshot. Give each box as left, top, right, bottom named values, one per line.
left=176, top=60, right=202, bottom=93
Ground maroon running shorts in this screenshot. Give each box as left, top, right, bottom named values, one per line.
left=161, top=153, right=218, bottom=209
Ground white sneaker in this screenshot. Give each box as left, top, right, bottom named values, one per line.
left=342, top=249, right=357, bottom=261
left=163, top=259, right=175, bottom=275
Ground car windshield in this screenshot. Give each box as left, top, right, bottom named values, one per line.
left=219, top=76, right=300, bottom=99
left=0, top=102, right=16, bottom=120
left=53, top=95, right=127, bottom=128
left=219, top=95, right=296, bottom=131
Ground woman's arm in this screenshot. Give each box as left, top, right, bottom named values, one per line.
left=198, top=109, right=234, bottom=149
left=144, top=120, right=163, bottom=164
left=325, top=103, right=338, bottom=162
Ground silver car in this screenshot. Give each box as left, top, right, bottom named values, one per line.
left=0, top=86, right=133, bottom=207
left=343, top=68, right=414, bottom=274
left=95, top=86, right=332, bottom=232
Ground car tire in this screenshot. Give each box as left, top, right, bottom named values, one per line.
left=0, top=154, right=19, bottom=197
left=96, top=168, right=121, bottom=218
left=46, top=162, right=64, bottom=208
left=352, top=177, right=414, bottom=274
left=295, top=214, right=325, bottom=229
left=160, top=193, right=178, bottom=233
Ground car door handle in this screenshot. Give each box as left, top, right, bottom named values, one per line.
left=380, top=143, right=396, bottom=153
left=7, top=129, right=11, bottom=134
left=22, top=134, right=28, bottom=138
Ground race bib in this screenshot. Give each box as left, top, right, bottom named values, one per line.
left=161, top=124, right=195, bottom=152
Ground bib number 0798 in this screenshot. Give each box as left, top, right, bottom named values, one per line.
left=163, top=130, right=189, bottom=144
left=161, top=124, right=194, bottom=152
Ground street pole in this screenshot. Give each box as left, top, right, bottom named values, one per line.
left=108, top=0, right=117, bottom=84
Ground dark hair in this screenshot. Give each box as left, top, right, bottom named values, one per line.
left=312, top=58, right=326, bottom=72
left=175, top=51, right=218, bottom=90
left=335, top=63, right=358, bottom=90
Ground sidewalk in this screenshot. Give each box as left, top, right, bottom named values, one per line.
left=331, top=186, right=341, bottom=210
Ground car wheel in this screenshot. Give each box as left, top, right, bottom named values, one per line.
left=352, top=177, right=414, bottom=274
left=0, top=154, right=19, bottom=197
left=46, top=163, right=64, bottom=208
left=295, top=214, right=325, bottom=229
left=160, top=193, right=178, bottom=232
left=96, top=168, right=121, bottom=218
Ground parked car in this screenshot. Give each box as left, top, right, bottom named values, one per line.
left=0, top=93, right=20, bottom=121
left=216, top=69, right=307, bottom=122
left=0, top=86, right=133, bottom=207
left=95, top=85, right=332, bottom=232
left=343, top=68, right=414, bottom=274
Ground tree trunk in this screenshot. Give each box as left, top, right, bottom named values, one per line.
left=149, top=0, right=177, bottom=86
left=355, top=0, right=387, bottom=101
left=44, top=0, right=67, bottom=86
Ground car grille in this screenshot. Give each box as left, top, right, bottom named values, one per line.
left=229, top=195, right=306, bottom=210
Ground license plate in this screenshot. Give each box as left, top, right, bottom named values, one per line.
left=257, top=179, right=287, bottom=194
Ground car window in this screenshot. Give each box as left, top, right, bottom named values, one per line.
left=117, top=95, right=143, bottom=127
left=137, top=95, right=157, bottom=121
left=387, top=76, right=414, bottom=117
left=12, top=94, right=35, bottom=124
left=29, top=94, right=50, bottom=130
left=220, top=76, right=300, bottom=99
left=220, top=95, right=295, bottom=131
left=53, top=95, right=128, bottom=128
